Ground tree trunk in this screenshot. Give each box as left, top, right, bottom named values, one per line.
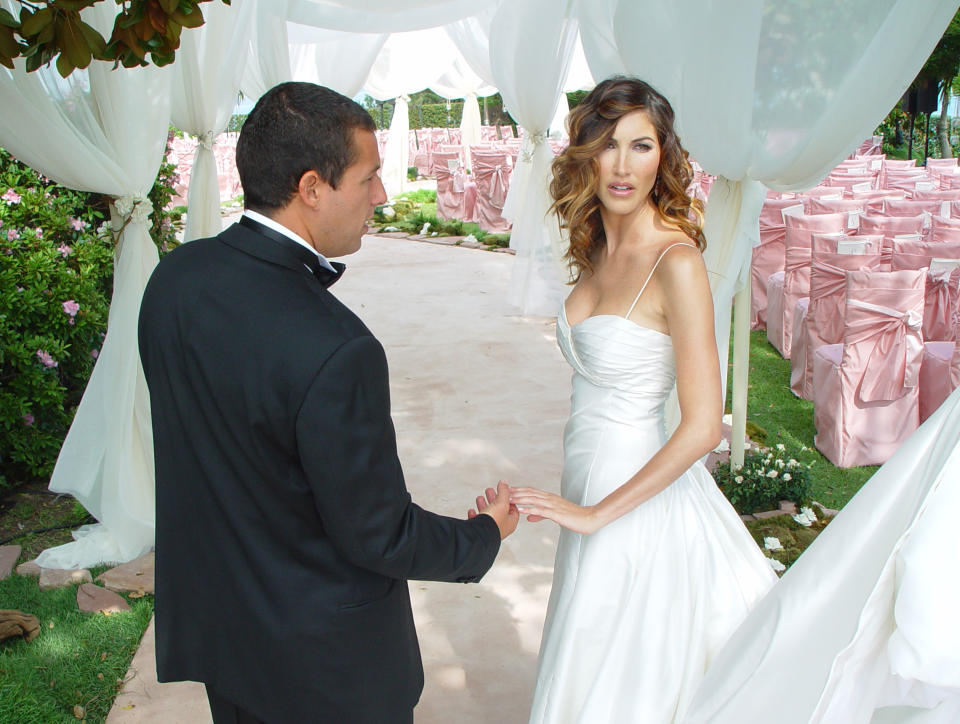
left=939, top=78, right=953, bottom=158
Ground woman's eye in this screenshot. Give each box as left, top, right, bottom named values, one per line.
left=635, top=143, right=652, bottom=152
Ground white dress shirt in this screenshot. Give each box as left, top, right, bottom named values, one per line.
left=242, top=209, right=337, bottom=273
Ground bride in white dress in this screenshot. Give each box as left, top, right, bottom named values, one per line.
left=510, top=77, right=777, bottom=723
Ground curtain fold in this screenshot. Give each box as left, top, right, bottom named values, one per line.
left=240, top=0, right=292, bottom=103
left=0, top=0, right=172, bottom=569
left=491, top=0, right=578, bottom=316
left=380, top=94, right=410, bottom=198
left=172, top=0, right=255, bottom=242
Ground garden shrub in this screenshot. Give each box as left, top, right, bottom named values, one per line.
left=713, top=444, right=814, bottom=515
left=0, top=147, right=180, bottom=494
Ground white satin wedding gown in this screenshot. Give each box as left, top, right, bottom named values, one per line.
left=529, top=243, right=777, bottom=724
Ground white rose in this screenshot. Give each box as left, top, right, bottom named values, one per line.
left=766, top=470, right=778, bottom=478
left=776, top=443, right=786, bottom=451
left=767, top=557, right=786, bottom=572
left=735, top=476, right=744, bottom=483
left=783, top=473, right=792, bottom=481
left=763, top=537, right=783, bottom=551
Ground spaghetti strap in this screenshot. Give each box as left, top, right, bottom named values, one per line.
left=625, top=242, right=697, bottom=318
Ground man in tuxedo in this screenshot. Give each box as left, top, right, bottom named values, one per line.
left=138, top=82, right=518, bottom=724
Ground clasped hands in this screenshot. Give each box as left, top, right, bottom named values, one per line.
left=468, top=482, right=603, bottom=537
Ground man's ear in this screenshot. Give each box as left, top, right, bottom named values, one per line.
left=297, top=170, right=330, bottom=209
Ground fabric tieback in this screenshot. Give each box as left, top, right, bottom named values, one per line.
left=845, top=297, right=923, bottom=403
left=520, top=130, right=548, bottom=163
left=238, top=215, right=345, bottom=289
left=114, top=194, right=153, bottom=226
left=198, top=131, right=216, bottom=151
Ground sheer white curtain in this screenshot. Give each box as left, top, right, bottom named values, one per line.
left=287, top=0, right=499, bottom=33
left=240, top=0, right=292, bottom=102
left=491, top=0, right=578, bottom=317
left=579, top=0, right=957, bottom=433
left=366, top=28, right=461, bottom=196
left=172, top=0, right=255, bottom=242
left=686, top=386, right=960, bottom=721
left=430, top=54, right=496, bottom=168
left=0, top=2, right=172, bottom=569
left=288, top=23, right=387, bottom=97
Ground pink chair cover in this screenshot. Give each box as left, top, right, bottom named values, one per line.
left=919, top=341, right=957, bottom=421
left=801, top=186, right=848, bottom=199
left=929, top=215, right=960, bottom=243
left=806, top=197, right=867, bottom=216
left=882, top=198, right=942, bottom=217
left=925, top=158, right=959, bottom=170
left=433, top=151, right=469, bottom=221
left=790, top=247, right=884, bottom=399
left=769, top=212, right=846, bottom=358
left=751, top=196, right=801, bottom=329
left=855, top=137, right=883, bottom=156
left=912, top=188, right=960, bottom=201
left=923, top=266, right=960, bottom=341
left=470, top=151, right=512, bottom=233
left=857, top=213, right=927, bottom=265
left=813, top=269, right=925, bottom=467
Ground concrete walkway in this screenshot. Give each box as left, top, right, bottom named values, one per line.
left=108, top=229, right=571, bottom=722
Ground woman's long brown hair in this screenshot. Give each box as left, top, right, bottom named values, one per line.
left=550, top=76, right=706, bottom=280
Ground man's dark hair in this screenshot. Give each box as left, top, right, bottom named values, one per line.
left=236, top=82, right=377, bottom=211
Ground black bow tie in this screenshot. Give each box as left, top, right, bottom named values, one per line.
left=239, top=215, right=345, bottom=289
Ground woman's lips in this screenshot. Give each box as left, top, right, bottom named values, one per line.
left=608, top=184, right=635, bottom=197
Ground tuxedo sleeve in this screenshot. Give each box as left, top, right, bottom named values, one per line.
left=295, top=334, right=501, bottom=583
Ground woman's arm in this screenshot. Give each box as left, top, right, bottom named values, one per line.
left=510, top=244, right=722, bottom=534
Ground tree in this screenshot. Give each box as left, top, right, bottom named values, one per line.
left=0, top=0, right=230, bottom=78
left=916, top=8, right=960, bottom=158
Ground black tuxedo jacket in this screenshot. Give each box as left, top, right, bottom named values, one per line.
left=138, top=221, right=501, bottom=723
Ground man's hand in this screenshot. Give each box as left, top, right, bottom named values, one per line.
left=467, top=480, right=519, bottom=540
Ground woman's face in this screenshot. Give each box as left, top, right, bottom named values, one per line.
left=594, top=110, right=661, bottom=218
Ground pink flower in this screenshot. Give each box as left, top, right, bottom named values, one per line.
left=90, top=349, right=99, bottom=359
left=34, top=227, right=43, bottom=238
left=22, top=413, right=35, bottom=426
left=7, top=229, right=19, bottom=241
left=2, top=188, right=21, bottom=204
left=57, top=244, right=72, bottom=258
left=68, top=217, right=88, bottom=231
left=36, top=349, right=57, bottom=368
left=62, top=299, right=79, bottom=317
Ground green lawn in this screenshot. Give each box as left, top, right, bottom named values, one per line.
left=0, top=571, right=153, bottom=724
left=727, top=330, right=877, bottom=510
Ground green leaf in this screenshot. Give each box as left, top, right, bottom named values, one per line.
left=78, top=22, right=106, bottom=57
left=170, top=6, right=204, bottom=29
left=0, top=8, right=19, bottom=29
left=55, top=50, right=74, bottom=78
left=159, top=0, right=179, bottom=13
left=24, top=49, right=44, bottom=71
left=20, top=8, right=53, bottom=37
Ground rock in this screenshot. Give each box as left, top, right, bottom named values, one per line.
left=16, top=559, right=42, bottom=578
left=778, top=501, right=798, bottom=515
left=39, top=568, right=92, bottom=591
left=0, top=545, right=21, bottom=580
left=0, top=609, right=40, bottom=642
left=753, top=510, right=787, bottom=520
left=77, top=583, right=131, bottom=614
left=98, top=552, right=154, bottom=594
left=740, top=514, right=756, bottom=522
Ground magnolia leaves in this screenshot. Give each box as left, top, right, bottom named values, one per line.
left=0, top=0, right=230, bottom=77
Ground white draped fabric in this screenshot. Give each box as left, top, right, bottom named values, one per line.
left=579, top=0, right=958, bottom=438
left=288, top=23, right=387, bottom=97
left=492, top=0, right=578, bottom=317
left=381, top=94, right=411, bottom=197
left=240, top=0, right=292, bottom=102
left=460, top=92, right=483, bottom=159
left=686, top=385, right=960, bottom=722
left=287, top=0, right=498, bottom=33
left=0, top=2, right=171, bottom=569
left=172, top=0, right=255, bottom=242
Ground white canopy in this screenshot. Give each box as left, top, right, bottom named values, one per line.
left=0, top=0, right=954, bottom=577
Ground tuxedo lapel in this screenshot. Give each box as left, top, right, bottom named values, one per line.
left=219, top=221, right=345, bottom=289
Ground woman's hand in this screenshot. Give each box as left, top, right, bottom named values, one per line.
left=509, top=487, right=604, bottom=535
